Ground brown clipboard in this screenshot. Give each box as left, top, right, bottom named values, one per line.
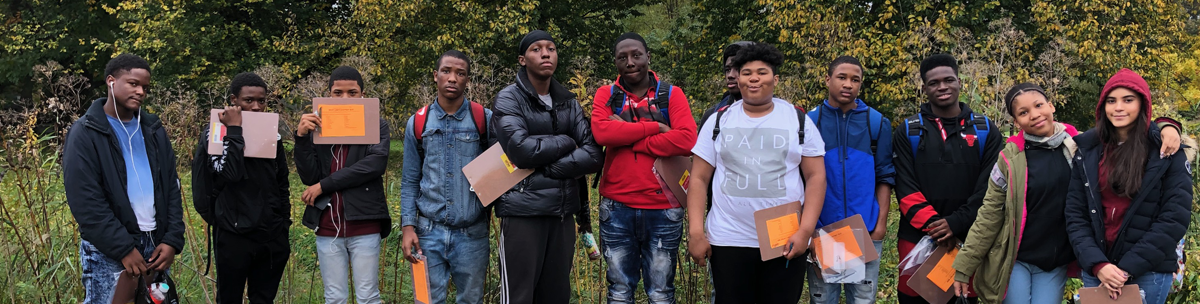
left=462, top=143, right=534, bottom=206
left=412, top=256, right=432, bottom=304
left=1078, top=284, right=1141, bottom=304
left=906, top=245, right=959, bottom=304
left=810, top=214, right=878, bottom=270
left=208, top=110, right=280, bottom=159
left=653, top=156, right=691, bottom=208
left=312, top=97, right=381, bottom=145
left=753, top=202, right=802, bottom=261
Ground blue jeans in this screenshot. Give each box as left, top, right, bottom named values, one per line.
left=80, top=232, right=157, bottom=304
left=1082, top=270, right=1173, bottom=304
left=316, top=233, right=382, bottom=304
left=599, top=198, right=684, bottom=304
left=1003, top=261, right=1066, bottom=304
left=413, top=217, right=491, bottom=304
left=807, top=239, right=884, bottom=304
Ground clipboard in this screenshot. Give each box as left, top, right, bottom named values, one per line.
left=809, top=214, right=878, bottom=282
left=906, top=245, right=959, bottom=304
left=312, top=98, right=381, bottom=145
left=462, top=143, right=535, bottom=206
left=412, top=256, right=432, bottom=304
left=1078, top=284, right=1141, bottom=304
left=653, top=156, right=691, bottom=208
left=208, top=110, right=280, bottom=159
left=753, top=202, right=802, bottom=261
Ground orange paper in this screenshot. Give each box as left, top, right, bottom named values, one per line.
left=927, top=247, right=959, bottom=291
left=765, top=213, right=800, bottom=248
left=814, top=226, right=865, bottom=270
left=318, top=104, right=366, bottom=137
left=413, top=258, right=431, bottom=304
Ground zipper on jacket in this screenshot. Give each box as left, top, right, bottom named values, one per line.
left=841, top=110, right=849, bottom=220
left=1077, top=155, right=1105, bottom=250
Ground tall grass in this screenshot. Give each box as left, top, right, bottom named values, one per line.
left=1, top=60, right=1197, bottom=303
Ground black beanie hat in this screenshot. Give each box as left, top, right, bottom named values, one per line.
left=919, top=54, right=959, bottom=81
left=1003, top=82, right=1047, bottom=116
left=519, top=30, right=556, bottom=56
left=613, top=32, right=648, bottom=55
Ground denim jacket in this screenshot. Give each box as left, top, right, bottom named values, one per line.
left=400, top=101, right=494, bottom=229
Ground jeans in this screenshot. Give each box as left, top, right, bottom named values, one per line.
left=599, top=198, right=684, bottom=304
left=1003, top=261, right=1066, bottom=304
left=414, top=217, right=490, bottom=304
left=80, top=232, right=157, bottom=304
left=1081, top=270, right=1173, bottom=304
left=808, top=239, right=884, bottom=304
left=316, top=233, right=382, bottom=304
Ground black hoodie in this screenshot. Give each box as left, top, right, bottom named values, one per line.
left=893, top=102, right=1004, bottom=244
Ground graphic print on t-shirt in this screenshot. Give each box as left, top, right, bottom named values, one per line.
left=719, top=127, right=789, bottom=198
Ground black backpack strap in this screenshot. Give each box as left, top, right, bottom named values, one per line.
left=652, top=83, right=673, bottom=125
left=712, top=105, right=730, bottom=140
left=794, top=105, right=806, bottom=144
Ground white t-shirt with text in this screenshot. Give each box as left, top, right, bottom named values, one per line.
left=692, top=98, right=825, bottom=248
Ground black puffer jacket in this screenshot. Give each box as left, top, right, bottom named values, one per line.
left=1066, top=128, right=1193, bottom=278
left=490, top=67, right=604, bottom=217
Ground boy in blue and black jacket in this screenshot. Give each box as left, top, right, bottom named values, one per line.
left=806, top=56, right=895, bottom=304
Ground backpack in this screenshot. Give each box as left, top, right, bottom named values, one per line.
left=814, top=106, right=886, bottom=155
left=905, top=112, right=990, bottom=158
left=607, top=81, right=674, bottom=125
left=413, top=101, right=488, bottom=159
left=591, top=83, right=675, bottom=189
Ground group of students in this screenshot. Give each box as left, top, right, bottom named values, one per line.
left=62, top=28, right=1191, bottom=304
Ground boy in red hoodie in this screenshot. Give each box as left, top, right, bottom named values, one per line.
left=590, top=32, right=698, bottom=303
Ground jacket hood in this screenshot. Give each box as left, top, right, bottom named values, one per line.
left=1096, top=68, right=1153, bottom=127
left=613, top=70, right=662, bottom=96
left=515, top=66, right=576, bottom=109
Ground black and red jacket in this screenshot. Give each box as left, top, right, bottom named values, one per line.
left=892, top=102, right=1004, bottom=245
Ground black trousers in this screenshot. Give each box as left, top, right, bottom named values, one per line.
left=216, top=226, right=290, bottom=304
left=709, top=246, right=807, bottom=304
left=499, top=216, right=576, bottom=304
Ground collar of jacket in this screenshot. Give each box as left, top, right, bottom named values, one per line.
left=613, top=70, right=662, bottom=98
left=515, top=66, right=576, bottom=110
left=1075, top=124, right=1165, bottom=152
left=1008, top=123, right=1081, bottom=151
left=821, top=98, right=868, bottom=113
left=83, top=97, right=163, bottom=136
left=919, top=101, right=976, bottom=122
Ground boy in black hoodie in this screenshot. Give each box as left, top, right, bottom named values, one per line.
left=892, top=54, right=1003, bottom=304
left=192, top=72, right=291, bottom=303
left=64, top=53, right=185, bottom=303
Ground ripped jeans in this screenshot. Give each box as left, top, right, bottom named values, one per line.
left=80, top=232, right=158, bottom=304
left=599, top=198, right=684, bottom=304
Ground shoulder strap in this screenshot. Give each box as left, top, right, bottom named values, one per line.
left=711, top=105, right=730, bottom=140
left=414, top=105, right=430, bottom=159
left=469, top=101, right=487, bottom=150
left=653, top=83, right=672, bottom=125
left=607, top=85, right=625, bottom=115
left=906, top=113, right=924, bottom=157
left=794, top=105, right=806, bottom=144
left=868, top=108, right=883, bottom=155
left=971, top=113, right=990, bottom=159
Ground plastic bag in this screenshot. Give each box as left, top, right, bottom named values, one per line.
left=899, top=236, right=937, bottom=277
left=135, top=272, right=179, bottom=304
left=809, top=228, right=870, bottom=284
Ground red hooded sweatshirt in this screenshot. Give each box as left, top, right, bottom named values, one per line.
left=1092, top=68, right=1154, bottom=275
left=591, top=71, right=697, bottom=209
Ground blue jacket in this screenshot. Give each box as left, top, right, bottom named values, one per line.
left=809, top=99, right=895, bottom=231
left=400, top=101, right=494, bottom=229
